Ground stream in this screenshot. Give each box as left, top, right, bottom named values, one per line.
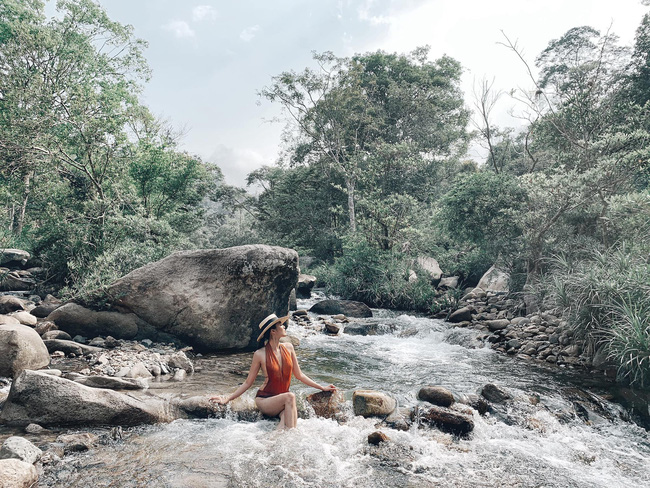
left=34, top=295, right=650, bottom=487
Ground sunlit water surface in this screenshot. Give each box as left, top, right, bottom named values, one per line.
left=38, top=298, right=650, bottom=487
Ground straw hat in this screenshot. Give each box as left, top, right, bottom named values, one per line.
left=256, top=313, right=289, bottom=343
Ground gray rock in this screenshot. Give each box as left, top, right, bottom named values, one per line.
left=0, top=324, right=50, bottom=377
left=413, top=405, right=474, bottom=436
left=23, top=424, right=47, bottom=434
left=63, top=372, right=148, bottom=390
left=480, top=384, right=511, bottom=403
left=0, top=436, right=42, bottom=464
left=486, top=319, right=510, bottom=331
left=41, top=330, right=72, bottom=341
left=56, top=433, right=99, bottom=453
left=0, top=459, right=38, bottom=487
left=48, top=303, right=139, bottom=340
left=42, top=339, right=102, bottom=356
left=438, top=276, right=459, bottom=289
left=107, top=245, right=298, bottom=351
left=0, top=370, right=169, bottom=427
left=8, top=312, right=36, bottom=327
left=167, top=351, right=194, bottom=373
left=0, top=296, right=26, bottom=314
left=418, top=386, right=455, bottom=407
left=0, top=249, right=30, bottom=266
left=125, top=362, right=153, bottom=379
left=309, top=300, right=372, bottom=318
left=416, top=256, right=443, bottom=281
left=383, top=407, right=413, bottom=431
left=352, top=390, right=396, bottom=417
left=0, top=315, right=20, bottom=326
left=296, top=274, right=317, bottom=299
left=448, top=307, right=472, bottom=323
left=30, top=302, right=61, bottom=318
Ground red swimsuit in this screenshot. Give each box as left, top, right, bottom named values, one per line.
left=256, top=343, right=293, bottom=398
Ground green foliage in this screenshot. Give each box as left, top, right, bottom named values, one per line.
left=315, top=236, right=438, bottom=312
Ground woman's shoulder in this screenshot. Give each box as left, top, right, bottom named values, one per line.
left=280, top=342, right=295, bottom=353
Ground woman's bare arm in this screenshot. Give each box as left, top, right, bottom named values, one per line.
left=210, top=351, right=262, bottom=403
left=288, top=344, right=336, bottom=392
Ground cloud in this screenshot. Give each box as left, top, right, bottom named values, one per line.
left=240, top=25, right=261, bottom=42
left=208, top=144, right=266, bottom=187
left=192, top=5, right=218, bottom=22
left=162, top=20, right=195, bottom=38
left=357, top=0, right=391, bottom=25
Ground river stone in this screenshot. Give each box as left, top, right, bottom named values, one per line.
left=63, top=372, right=148, bottom=390
left=0, top=436, right=42, bottom=464
left=56, top=433, right=98, bottom=453
left=480, top=384, right=511, bottom=403
left=353, top=390, right=396, bottom=417
left=418, top=386, right=455, bottom=407
left=0, top=296, right=26, bottom=314
left=34, top=321, right=57, bottom=336
left=0, top=315, right=21, bottom=326
left=125, top=362, right=153, bottom=379
left=0, top=370, right=169, bottom=427
left=383, top=407, right=413, bottom=431
left=0, top=273, right=35, bottom=292
left=41, top=330, right=72, bottom=341
left=448, top=307, right=472, bottom=323
left=0, top=459, right=38, bottom=487
left=106, top=245, right=298, bottom=351
left=486, top=319, right=510, bottom=331
left=368, top=431, right=390, bottom=445
left=42, top=339, right=102, bottom=356
left=306, top=390, right=345, bottom=419
left=454, top=393, right=489, bottom=415
left=24, top=424, right=47, bottom=434
left=176, top=396, right=227, bottom=419
left=30, top=302, right=61, bottom=318
left=309, top=300, right=372, bottom=318
left=9, top=311, right=37, bottom=327
left=296, top=274, right=317, bottom=298
left=416, top=256, right=443, bottom=281
left=167, top=351, right=194, bottom=373
left=324, top=322, right=341, bottom=334
left=48, top=303, right=139, bottom=340
left=0, top=324, right=50, bottom=377
left=413, top=405, right=474, bottom=436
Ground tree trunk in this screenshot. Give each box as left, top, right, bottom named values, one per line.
left=346, top=177, right=356, bottom=232
left=15, top=171, right=33, bottom=236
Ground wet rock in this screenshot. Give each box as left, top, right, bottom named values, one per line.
left=368, top=431, right=390, bottom=445
left=41, top=330, right=72, bottom=341
left=167, top=351, right=194, bottom=373
left=454, top=393, right=489, bottom=415
left=0, top=324, right=50, bottom=377
left=383, top=407, right=413, bottom=431
left=56, top=433, right=98, bottom=453
left=63, top=372, right=148, bottom=390
left=107, top=245, right=298, bottom=351
left=177, top=396, right=227, bottom=418
left=309, top=300, right=372, bottom=318
left=125, top=362, right=153, bottom=379
left=480, top=384, right=511, bottom=403
left=342, top=322, right=381, bottom=336
left=172, top=369, right=186, bottom=381
left=413, top=405, right=474, bottom=436
left=486, top=319, right=510, bottom=331
left=417, top=386, right=455, bottom=407
left=353, top=390, right=396, bottom=417
left=0, top=459, right=38, bottom=487
left=0, top=436, right=42, bottom=464
left=507, top=339, right=521, bottom=349
left=306, top=390, right=345, bottom=419
left=448, top=307, right=472, bottom=323
left=0, top=370, right=169, bottom=427
left=292, top=309, right=308, bottom=317
left=0, top=296, right=25, bottom=314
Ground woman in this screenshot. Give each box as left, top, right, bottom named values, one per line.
left=210, top=313, right=336, bottom=429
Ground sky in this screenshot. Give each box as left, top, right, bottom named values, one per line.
left=51, top=1, right=650, bottom=186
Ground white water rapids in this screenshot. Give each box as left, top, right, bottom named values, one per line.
left=38, top=298, right=650, bottom=487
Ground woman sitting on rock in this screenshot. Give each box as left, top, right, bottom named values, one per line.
left=210, top=313, right=336, bottom=429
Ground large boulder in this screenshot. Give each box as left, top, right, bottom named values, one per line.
left=413, top=405, right=474, bottom=436
left=47, top=303, right=140, bottom=340
left=296, top=274, right=317, bottom=299
left=0, top=325, right=50, bottom=377
left=0, top=436, right=42, bottom=464
left=106, top=245, right=299, bottom=351
left=309, top=300, right=372, bottom=318
left=418, top=386, right=455, bottom=407
left=0, top=249, right=30, bottom=266
left=416, top=256, right=443, bottom=282
left=0, top=272, right=35, bottom=291
left=0, top=370, right=170, bottom=427
left=0, top=296, right=26, bottom=314
left=0, top=459, right=38, bottom=487
left=470, top=265, right=509, bottom=295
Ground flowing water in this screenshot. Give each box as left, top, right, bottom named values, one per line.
left=37, top=296, right=650, bottom=487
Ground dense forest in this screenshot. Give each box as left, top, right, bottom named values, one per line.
left=1, top=1, right=649, bottom=386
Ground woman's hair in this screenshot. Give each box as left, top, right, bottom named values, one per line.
left=257, top=324, right=276, bottom=348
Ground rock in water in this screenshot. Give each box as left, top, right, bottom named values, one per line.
left=0, top=324, right=50, bottom=377
left=0, top=370, right=169, bottom=427
left=306, top=390, right=345, bottom=419
left=0, top=436, right=42, bottom=464
left=106, top=245, right=298, bottom=351
left=418, top=386, right=455, bottom=407
left=352, top=390, right=396, bottom=417
left=413, top=405, right=474, bottom=436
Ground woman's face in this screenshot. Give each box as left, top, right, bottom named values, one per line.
left=272, top=322, right=287, bottom=338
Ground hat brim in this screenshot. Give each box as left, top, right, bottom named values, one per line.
left=256, top=315, right=289, bottom=343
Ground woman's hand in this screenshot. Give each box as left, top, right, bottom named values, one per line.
left=321, top=384, right=337, bottom=392
left=209, top=395, right=228, bottom=404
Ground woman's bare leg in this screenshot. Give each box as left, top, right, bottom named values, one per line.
left=255, top=392, right=297, bottom=429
